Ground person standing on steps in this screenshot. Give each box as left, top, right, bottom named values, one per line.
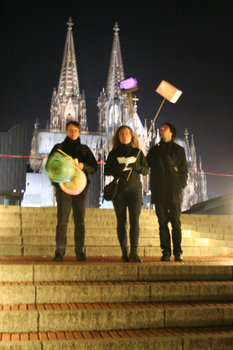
left=146, top=122, right=188, bottom=262
left=46, top=120, right=98, bottom=262
left=105, top=125, right=149, bottom=262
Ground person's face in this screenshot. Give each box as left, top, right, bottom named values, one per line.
left=118, top=127, right=132, bottom=144
left=160, top=124, right=173, bottom=142
left=66, top=124, right=80, bottom=140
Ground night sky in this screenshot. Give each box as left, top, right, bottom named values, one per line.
left=0, top=0, right=232, bottom=199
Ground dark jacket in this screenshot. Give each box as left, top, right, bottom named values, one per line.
left=105, top=143, right=149, bottom=192
left=46, top=136, right=98, bottom=184
left=146, top=140, right=188, bottom=204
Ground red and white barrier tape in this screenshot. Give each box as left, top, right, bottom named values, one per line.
left=0, top=154, right=232, bottom=177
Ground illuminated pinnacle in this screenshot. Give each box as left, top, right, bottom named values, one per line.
left=113, top=22, right=119, bottom=34
left=107, top=22, right=124, bottom=98
left=132, top=95, right=139, bottom=111
left=67, top=17, right=73, bottom=29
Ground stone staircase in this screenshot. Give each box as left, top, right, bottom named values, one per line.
left=0, top=206, right=233, bottom=349
left=0, top=260, right=233, bottom=349
left=0, top=206, right=233, bottom=258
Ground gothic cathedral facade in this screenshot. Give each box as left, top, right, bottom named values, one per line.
left=25, top=18, right=207, bottom=209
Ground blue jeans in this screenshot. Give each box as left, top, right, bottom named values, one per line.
left=155, top=201, right=182, bottom=256
left=55, top=185, right=88, bottom=255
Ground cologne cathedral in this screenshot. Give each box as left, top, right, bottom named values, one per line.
left=23, top=18, right=207, bottom=210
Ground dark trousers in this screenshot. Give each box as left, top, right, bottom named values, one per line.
left=113, top=187, right=142, bottom=249
left=155, top=201, right=182, bottom=256
left=55, top=185, right=88, bottom=255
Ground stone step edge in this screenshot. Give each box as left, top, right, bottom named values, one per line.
left=16, top=235, right=233, bottom=245
left=1, top=280, right=233, bottom=286
left=1, top=306, right=233, bottom=335
left=1, top=326, right=233, bottom=342
left=1, top=262, right=233, bottom=283
left=0, top=243, right=231, bottom=249
left=1, top=301, right=233, bottom=311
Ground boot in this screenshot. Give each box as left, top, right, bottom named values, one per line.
left=161, top=253, right=171, bottom=262
left=76, top=248, right=86, bottom=262
left=121, top=246, right=129, bottom=262
left=129, top=247, right=142, bottom=263
left=174, top=253, right=183, bottom=262
left=53, top=251, right=64, bottom=262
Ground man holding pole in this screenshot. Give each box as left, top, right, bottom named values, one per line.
left=146, top=122, right=188, bottom=261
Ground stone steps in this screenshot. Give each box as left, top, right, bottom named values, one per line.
left=1, top=326, right=233, bottom=350
left=1, top=234, right=230, bottom=247
left=0, top=244, right=231, bottom=257
left=0, top=206, right=233, bottom=348
left=1, top=281, right=233, bottom=304
left=16, top=227, right=232, bottom=241
left=1, top=228, right=232, bottom=241
left=0, top=263, right=232, bottom=282
left=0, top=205, right=233, bottom=257
left=0, top=260, right=233, bottom=349
left=1, top=302, right=233, bottom=333
left=1, top=206, right=232, bottom=259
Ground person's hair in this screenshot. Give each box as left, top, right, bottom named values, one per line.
left=112, top=125, right=139, bottom=149
left=66, top=120, right=80, bottom=130
left=163, top=122, right=177, bottom=140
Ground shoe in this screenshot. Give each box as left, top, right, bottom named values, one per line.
left=129, top=247, right=142, bottom=263
left=174, top=254, right=183, bottom=262
left=53, top=252, right=64, bottom=262
left=121, top=255, right=129, bottom=262
left=76, top=252, right=86, bottom=261
left=160, top=254, right=171, bottom=262
left=121, top=246, right=129, bottom=262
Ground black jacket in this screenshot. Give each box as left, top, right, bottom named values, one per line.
left=146, top=140, right=188, bottom=204
left=46, top=136, right=98, bottom=184
left=105, top=143, right=149, bottom=192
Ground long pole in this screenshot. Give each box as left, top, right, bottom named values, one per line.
left=126, top=97, right=166, bottom=181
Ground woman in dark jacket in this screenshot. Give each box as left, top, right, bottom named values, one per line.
left=105, top=125, right=149, bottom=262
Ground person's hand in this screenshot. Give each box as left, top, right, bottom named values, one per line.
left=77, top=162, right=84, bottom=170
left=127, top=162, right=136, bottom=169
left=128, top=162, right=141, bottom=172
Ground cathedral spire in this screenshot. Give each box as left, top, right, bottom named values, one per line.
left=50, top=18, right=88, bottom=132
left=190, top=134, right=197, bottom=170
left=106, top=22, right=125, bottom=98
left=98, top=22, right=130, bottom=136
left=58, top=17, right=80, bottom=96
